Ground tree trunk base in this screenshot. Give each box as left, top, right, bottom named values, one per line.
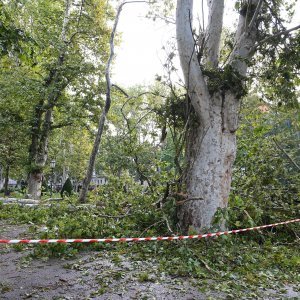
left=28, top=171, right=43, bottom=200
left=178, top=111, right=236, bottom=233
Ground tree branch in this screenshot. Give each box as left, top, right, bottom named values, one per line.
left=228, top=0, right=260, bottom=76
left=176, top=0, right=210, bottom=126
left=204, top=0, right=224, bottom=68
left=247, top=0, right=263, bottom=33
left=273, top=138, right=300, bottom=171
left=112, top=83, right=129, bottom=97
left=50, top=122, right=73, bottom=130
left=252, top=24, right=300, bottom=51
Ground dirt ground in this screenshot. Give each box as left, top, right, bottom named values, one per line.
left=0, top=221, right=299, bottom=300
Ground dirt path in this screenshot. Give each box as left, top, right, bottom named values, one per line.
left=0, top=221, right=299, bottom=299
left=0, top=221, right=217, bottom=299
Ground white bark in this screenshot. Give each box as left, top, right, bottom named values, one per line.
left=176, top=0, right=262, bottom=232
left=28, top=171, right=43, bottom=199
left=228, top=0, right=260, bottom=75
left=204, top=0, right=224, bottom=68
left=178, top=93, right=237, bottom=232
left=176, top=0, right=210, bottom=126
left=60, top=0, right=71, bottom=43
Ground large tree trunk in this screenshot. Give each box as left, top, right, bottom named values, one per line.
left=28, top=170, right=43, bottom=199
left=28, top=109, right=53, bottom=199
left=178, top=94, right=238, bottom=232
left=28, top=108, right=53, bottom=198
left=176, top=0, right=260, bottom=232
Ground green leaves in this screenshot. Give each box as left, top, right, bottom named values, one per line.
left=229, top=96, right=300, bottom=228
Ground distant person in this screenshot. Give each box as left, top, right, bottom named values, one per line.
left=20, top=180, right=27, bottom=194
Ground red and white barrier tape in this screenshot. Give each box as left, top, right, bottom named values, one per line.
left=0, top=218, right=299, bottom=244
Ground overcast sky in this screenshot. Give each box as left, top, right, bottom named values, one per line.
left=111, top=1, right=300, bottom=87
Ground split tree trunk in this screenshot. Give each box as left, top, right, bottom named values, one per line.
left=176, top=0, right=260, bottom=232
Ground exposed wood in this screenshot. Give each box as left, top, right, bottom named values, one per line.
left=0, top=198, right=40, bottom=204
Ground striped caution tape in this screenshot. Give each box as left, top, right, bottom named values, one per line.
left=0, top=218, right=299, bottom=244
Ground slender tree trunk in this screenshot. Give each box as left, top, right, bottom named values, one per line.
left=79, top=2, right=125, bottom=203
left=4, top=165, right=10, bottom=196
left=79, top=112, right=107, bottom=202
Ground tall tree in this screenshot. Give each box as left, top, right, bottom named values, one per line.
left=26, top=0, right=72, bottom=199
left=79, top=1, right=128, bottom=203
left=1, top=0, right=112, bottom=198
left=176, top=0, right=299, bottom=232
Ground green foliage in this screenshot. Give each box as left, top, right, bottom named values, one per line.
left=126, top=233, right=299, bottom=297
left=0, top=2, right=299, bottom=297
left=256, top=31, right=300, bottom=106
left=202, top=65, right=248, bottom=99
left=0, top=0, right=112, bottom=180
left=0, top=0, right=33, bottom=57
left=226, top=97, right=300, bottom=229
left=1, top=154, right=299, bottom=297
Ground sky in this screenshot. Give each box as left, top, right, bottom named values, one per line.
left=111, top=1, right=300, bottom=88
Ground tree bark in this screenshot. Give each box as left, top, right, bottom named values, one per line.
left=79, top=1, right=125, bottom=203
left=176, top=0, right=260, bottom=232
left=27, top=0, right=71, bottom=199
left=178, top=93, right=238, bottom=232
left=79, top=112, right=107, bottom=203
left=27, top=170, right=43, bottom=199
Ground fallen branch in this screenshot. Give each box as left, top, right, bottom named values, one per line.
left=0, top=198, right=40, bottom=204
left=95, top=208, right=131, bottom=219
left=139, top=220, right=165, bottom=237
left=273, top=138, right=300, bottom=171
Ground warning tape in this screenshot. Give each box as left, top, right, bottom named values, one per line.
left=0, top=218, right=299, bottom=244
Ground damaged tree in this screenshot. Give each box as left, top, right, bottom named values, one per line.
left=176, top=0, right=300, bottom=232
